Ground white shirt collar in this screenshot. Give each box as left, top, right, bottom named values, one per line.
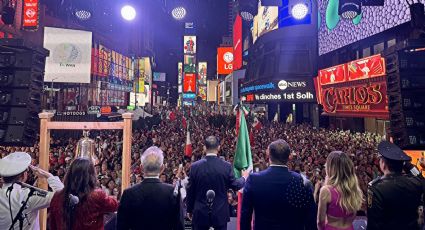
left=206, top=153, right=217, bottom=156
left=144, top=176, right=159, bottom=179
left=270, top=164, right=288, bottom=168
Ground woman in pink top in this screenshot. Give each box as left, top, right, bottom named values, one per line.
left=317, top=151, right=364, bottom=230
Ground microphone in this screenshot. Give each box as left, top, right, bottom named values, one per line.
left=206, top=190, right=215, bottom=204
left=404, top=162, right=423, bottom=178
left=69, top=194, right=80, bottom=207
left=16, top=182, right=48, bottom=197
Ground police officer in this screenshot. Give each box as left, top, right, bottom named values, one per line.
left=0, top=152, right=64, bottom=230
left=367, top=141, right=423, bottom=230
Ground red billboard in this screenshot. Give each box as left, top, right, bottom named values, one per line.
left=22, top=0, right=39, bottom=28
left=184, top=73, right=196, bottom=93
left=316, top=54, right=389, bottom=119
left=347, top=54, right=385, bottom=81
left=233, top=14, right=242, bottom=70
left=217, top=47, right=233, bottom=75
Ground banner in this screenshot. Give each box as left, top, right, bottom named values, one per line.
left=233, top=14, right=243, bottom=70
left=198, top=62, right=207, bottom=85
left=23, top=0, right=39, bottom=29
left=184, top=36, right=197, bottom=54
left=178, top=62, right=183, bottom=85
left=44, top=27, right=92, bottom=83
left=217, top=47, right=233, bottom=75
left=184, top=73, right=196, bottom=93
left=153, top=72, right=166, bottom=82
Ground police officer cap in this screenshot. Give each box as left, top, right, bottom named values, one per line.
left=378, top=141, right=411, bottom=161
left=0, top=152, right=32, bottom=177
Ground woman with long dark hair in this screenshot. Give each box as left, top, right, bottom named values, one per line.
left=49, top=158, right=118, bottom=230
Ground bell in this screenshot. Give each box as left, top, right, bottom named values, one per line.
left=75, top=130, right=99, bottom=165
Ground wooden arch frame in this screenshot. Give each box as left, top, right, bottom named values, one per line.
left=37, top=112, right=133, bottom=229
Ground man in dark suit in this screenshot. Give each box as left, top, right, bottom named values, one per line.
left=240, top=139, right=317, bottom=230
left=187, top=136, right=249, bottom=230
left=117, top=146, right=184, bottom=230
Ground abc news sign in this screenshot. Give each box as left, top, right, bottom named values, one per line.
left=240, top=79, right=315, bottom=103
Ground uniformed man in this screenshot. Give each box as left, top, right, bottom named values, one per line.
left=367, top=141, right=423, bottom=230
left=0, top=152, right=64, bottom=230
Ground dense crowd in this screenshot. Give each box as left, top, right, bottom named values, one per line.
left=0, top=106, right=382, bottom=211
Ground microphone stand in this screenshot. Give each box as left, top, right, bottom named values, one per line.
left=207, top=201, right=213, bottom=230
left=9, top=189, right=35, bottom=230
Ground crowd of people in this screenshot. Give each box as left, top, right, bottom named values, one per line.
left=1, top=105, right=424, bottom=230
left=0, top=106, right=382, bottom=210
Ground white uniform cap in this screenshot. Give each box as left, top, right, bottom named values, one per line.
left=0, top=152, right=32, bottom=177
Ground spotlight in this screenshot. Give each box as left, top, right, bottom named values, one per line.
left=172, top=7, right=186, bottom=20
left=241, top=11, right=254, bottom=21
left=75, top=9, right=91, bottom=21
left=339, top=0, right=361, bottom=19
left=121, top=5, right=136, bottom=21
left=238, top=0, right=258, bottom=21
left=291, top=3, right=309, bottom=20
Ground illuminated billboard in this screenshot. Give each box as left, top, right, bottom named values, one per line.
left=318, top=1, right=410, bottom=55
left=198, top=62, right=207, bottom=85
left=44, top=27, right=92, bottom=83
left=257, top=5, right=279, bottom=38
left=184, top=55, right=196, bottom=73
left=316, top=55, right=388, bottom=118
left=217, top=47, right=233, bottom=75
left=233, top=14, right=243, bottom=70
left=178, top=62, right=183, bottom=85
left=183, top=73, right=196, bottom=93
left=198, top=86, right=207, bottom=101
left=23, top=0, right=39, bottom=29
left=184, top=36, right=196, bottom=54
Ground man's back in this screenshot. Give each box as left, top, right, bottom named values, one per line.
left=117, top=178, right=184, bottom=230
left=367, top=174, right=422, bottom=230
left=187, top=156, right=245, bottom=228
left=241, top=166, right=317, bottom=230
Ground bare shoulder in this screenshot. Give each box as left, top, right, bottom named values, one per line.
left=319, top=185, right=331, bottom=201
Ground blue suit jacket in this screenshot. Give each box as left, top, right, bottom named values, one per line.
left=186, top=155, right=245, bottom=227
left=241, top=166, right=317, bottom=230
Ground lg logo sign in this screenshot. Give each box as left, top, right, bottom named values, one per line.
left=223, top=52, right=233, bottom=70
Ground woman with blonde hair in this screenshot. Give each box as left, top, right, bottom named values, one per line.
left=317, top=151, right=363, bottom=230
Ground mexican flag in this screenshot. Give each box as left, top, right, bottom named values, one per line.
left=233, top=110, right=253, bottom=178
left=185, top=125, right=192, bottom=157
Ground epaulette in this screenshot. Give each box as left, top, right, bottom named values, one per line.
left=368, top=176, right=381, bottom=187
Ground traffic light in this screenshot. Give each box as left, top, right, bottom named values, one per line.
left=0, top=39, right=49, bottom=146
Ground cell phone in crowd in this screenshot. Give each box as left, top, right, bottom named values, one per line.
left=255, top=167, right=259, bottom=172
left=179, top=164, right=183, bottom=169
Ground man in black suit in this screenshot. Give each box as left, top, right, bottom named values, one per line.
left=187, top=136, right=249, bottom=230
left=240, top=139, right=317, bottom=230
left=117, top=146, right=184, bottom=230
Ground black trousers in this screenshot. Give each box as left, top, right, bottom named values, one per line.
left=193, top=224, right=227, bottom=230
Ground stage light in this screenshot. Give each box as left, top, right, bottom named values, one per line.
left=75, top=9, right=91, bottom=21
left=339, top=0, right=361, bottom=19
left=238, top=0, right=258, bottom=21
left=172, top=7, right=186, bottom=20
left=291, top=3, right=309, bottom=20
left=121, top=5, right=136, bottom=21
left=241, top=11, right=254, bottom=21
